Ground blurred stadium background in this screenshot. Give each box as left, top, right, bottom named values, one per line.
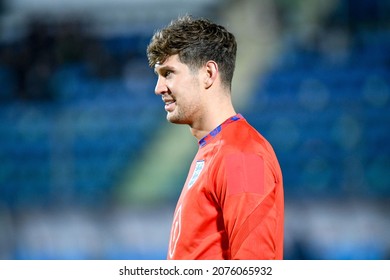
left=0, top=0, right=389, bottom=259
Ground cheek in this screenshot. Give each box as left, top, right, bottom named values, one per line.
left=176, top=77, right=202, bottom=106
left=183, top=93, right=203, bottom=115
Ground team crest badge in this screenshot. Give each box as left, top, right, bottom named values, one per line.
left=187, top=160, right=204, bottom=189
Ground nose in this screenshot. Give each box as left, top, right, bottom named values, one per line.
left=154, top=76, right=167, bottom=96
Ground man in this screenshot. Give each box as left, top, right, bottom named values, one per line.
left=146, top=15, right=284, bottom=260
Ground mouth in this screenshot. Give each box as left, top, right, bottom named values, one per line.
left=163, top=99, right=176, bottom=112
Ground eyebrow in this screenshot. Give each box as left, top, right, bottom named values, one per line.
left=154, top=65, right=174, bottom=75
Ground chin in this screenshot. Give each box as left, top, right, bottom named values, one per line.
left=166, top=112, right=188, bottom=125
left=166, top=113, right=178, bottom=123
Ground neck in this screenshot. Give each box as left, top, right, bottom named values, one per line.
left=190, top=100, right=236, bottom=141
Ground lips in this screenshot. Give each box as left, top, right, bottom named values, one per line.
left=163, top=98, right=176, bottom=112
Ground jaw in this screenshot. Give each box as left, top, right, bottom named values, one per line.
left=166, top=103, right=191, bottom=125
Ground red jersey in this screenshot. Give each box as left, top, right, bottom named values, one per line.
left=167, top=114, right=284, bottom=260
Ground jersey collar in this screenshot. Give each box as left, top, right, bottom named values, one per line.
left=198, top=114, right=243, bottom=147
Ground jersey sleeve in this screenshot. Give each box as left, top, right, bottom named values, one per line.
left=215, top=152, right=284, bottom=259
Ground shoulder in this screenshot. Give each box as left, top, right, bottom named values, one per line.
left=211, top=118, right=282, bottom=180
left=220, top=118, right=274, bottom=156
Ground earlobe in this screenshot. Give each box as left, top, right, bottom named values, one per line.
left=204, top=60, right=218, bottom=89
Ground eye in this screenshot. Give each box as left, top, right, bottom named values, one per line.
left=164, top=70, right=172, bottom=78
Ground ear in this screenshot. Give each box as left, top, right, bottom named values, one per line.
left=204, top=60, right=218, bottom=89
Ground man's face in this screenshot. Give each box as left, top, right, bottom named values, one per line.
left=154, top=54, right=203, bottom=125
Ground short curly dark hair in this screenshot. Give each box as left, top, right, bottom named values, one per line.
left=146, top=15, right=237, bottom=89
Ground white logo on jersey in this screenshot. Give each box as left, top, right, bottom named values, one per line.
left=188, top=160, right=204, bottom=189
left=169, top=205, right=182, bottom=259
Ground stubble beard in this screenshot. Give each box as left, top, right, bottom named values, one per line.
left=166, top=105, right=188, bottom=125
left=167, top=77, right=201, bottom=126
left=166, top=101, right=200, bottom=127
